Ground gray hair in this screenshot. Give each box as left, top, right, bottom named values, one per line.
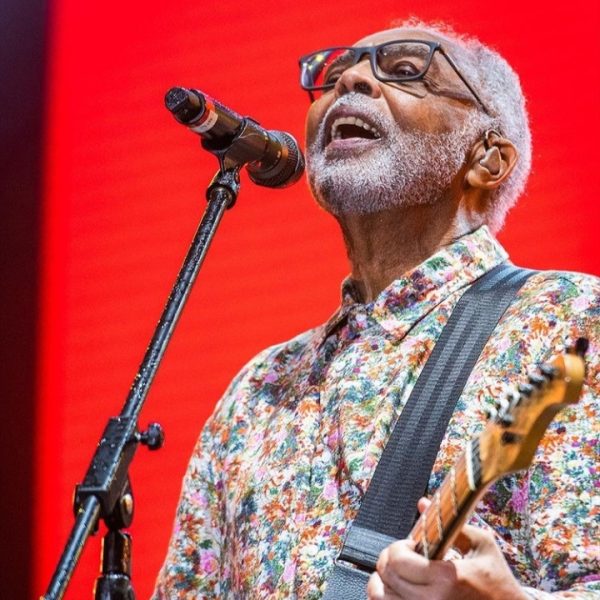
left=391, top=18, right=532, bottom=232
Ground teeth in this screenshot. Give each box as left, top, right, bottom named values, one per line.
left=330, top=115, right=381, bottom=141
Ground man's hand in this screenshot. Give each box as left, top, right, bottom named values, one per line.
left=366, top=499, right=529, bottom=600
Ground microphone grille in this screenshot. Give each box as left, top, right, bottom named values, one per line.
left=247, top=131, right=305, bottom=189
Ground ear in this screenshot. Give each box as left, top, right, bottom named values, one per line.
left=466, top=132, right=518, bottom=190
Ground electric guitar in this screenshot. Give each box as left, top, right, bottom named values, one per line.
left=408, top=342, right=587, bottom=560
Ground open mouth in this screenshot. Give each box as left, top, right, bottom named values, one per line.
left=327, top=115, right=381, bottom=146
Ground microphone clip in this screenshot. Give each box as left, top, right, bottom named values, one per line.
left=201, top=116, right=266, bottom=175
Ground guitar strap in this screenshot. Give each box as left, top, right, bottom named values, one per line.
left=322, top=262, right=536, bottom=600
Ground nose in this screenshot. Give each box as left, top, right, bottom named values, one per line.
left=333, top=60, right=382, bottom=99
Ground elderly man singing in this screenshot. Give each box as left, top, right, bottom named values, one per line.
left=153, top=21, right=599, bottom=599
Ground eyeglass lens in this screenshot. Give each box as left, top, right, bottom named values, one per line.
left=301, top=42, right=434, bottom=93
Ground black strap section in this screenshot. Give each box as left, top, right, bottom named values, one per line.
left=322, top=562, right=371, bottom=600
left=322, top=263, right=536, bottom=599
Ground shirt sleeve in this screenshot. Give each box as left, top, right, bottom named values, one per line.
left=151, top=414, right=226, bottom=599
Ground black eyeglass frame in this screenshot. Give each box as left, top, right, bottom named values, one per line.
left=299, top=40, right=492, bottom=115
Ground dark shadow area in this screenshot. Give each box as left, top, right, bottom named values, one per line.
left=0, top=0, right=48, bottom=597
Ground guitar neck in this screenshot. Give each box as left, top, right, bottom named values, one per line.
left=410, top=438, right=487, bottom=560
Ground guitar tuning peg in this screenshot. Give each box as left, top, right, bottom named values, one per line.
left=507, top=391, right=521, bottom=407
left=484, top=406, right=497, bottom=420
left=497, top=396, right=510, bottom=413
left=528, top=373, right=546, bottom=388
left=518, top=383, right=534, bottom=397
left=539, top=364, right=558, bottom=380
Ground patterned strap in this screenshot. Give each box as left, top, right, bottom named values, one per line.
left=322, top=263, right=536, bottom=599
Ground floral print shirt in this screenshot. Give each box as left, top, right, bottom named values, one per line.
left=153, top=226, right=599, bottom=599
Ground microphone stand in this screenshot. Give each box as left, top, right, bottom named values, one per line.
left=42, top=152, right=242, bottom=598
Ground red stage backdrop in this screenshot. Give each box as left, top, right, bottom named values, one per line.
left=35, top=1, right=599, bottom=598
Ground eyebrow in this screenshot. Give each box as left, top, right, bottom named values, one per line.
left=379, top=42, right=430, bottom=58
left=322, top=50, right=354, bottom=76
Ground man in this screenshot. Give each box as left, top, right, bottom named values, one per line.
left=153, top=20, right=599, bottom=599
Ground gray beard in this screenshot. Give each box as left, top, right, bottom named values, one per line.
left=306, top=94, right=485, bottom=216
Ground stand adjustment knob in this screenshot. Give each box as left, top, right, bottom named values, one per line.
left=136, top=422, right=165, bottom=451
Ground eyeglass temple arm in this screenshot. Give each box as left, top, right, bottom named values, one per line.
left=439, top=49, right=492, bottom=116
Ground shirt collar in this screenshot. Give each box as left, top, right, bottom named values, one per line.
left=322, top=226, right=509, bottom=342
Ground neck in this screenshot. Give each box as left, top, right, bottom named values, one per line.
left=336, top=197, right=481, bottom=303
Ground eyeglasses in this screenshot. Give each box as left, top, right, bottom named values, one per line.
left=299, top=40, right=492, bottom=115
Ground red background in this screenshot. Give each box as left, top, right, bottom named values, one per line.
left=35, top=1, right=599, bottom=598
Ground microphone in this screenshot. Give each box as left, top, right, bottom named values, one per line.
left=164, top=87, right=305, bottom=188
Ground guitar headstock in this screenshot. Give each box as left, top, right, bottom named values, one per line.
left=479, top=342, right=586, bottom=486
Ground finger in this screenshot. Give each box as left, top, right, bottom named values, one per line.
left=453, top=523, right=496, bottom=556
left=367, top=572, right=386, bottom=600
left=373, top=573, right=431, bottom=600
left=416, top=497, right=431, bottom=514
left=367, top=572, right=402, bottom=599
left=369, top=570, right=432, bottom=600
left=377, top=540, right=432, bottom=587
